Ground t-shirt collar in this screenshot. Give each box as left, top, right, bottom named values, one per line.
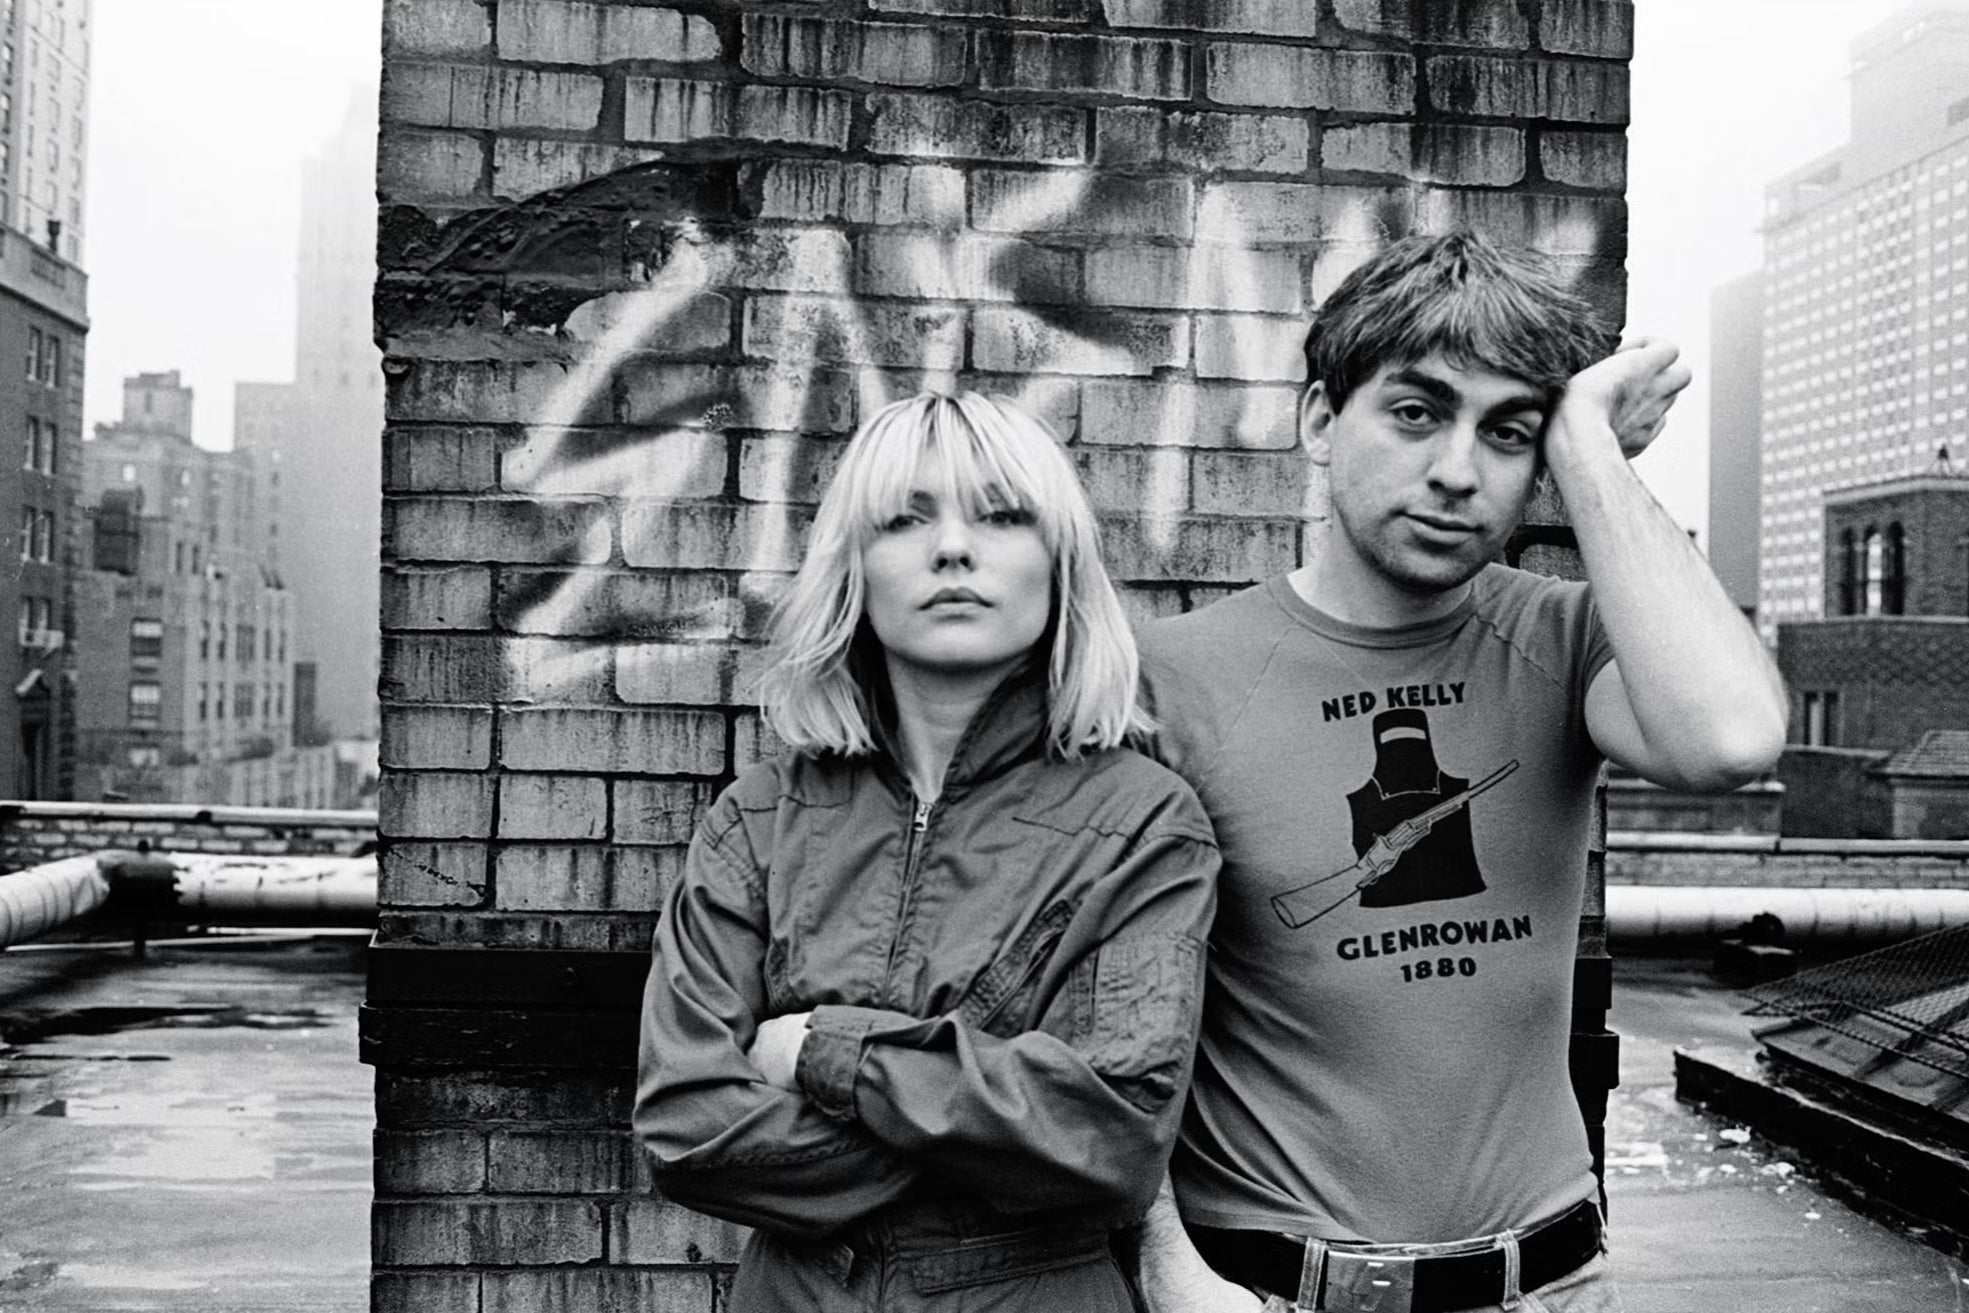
left=1264, top=570, right=1481, bottom=650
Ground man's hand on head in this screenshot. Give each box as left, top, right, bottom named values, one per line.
left=1559, top=337, right=1692, bottom=460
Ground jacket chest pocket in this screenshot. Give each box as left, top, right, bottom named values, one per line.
left=953, top=897, right=1077, bottom=1038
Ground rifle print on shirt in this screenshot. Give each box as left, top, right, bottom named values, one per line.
left=1271, top=708, right=1518, bottom=929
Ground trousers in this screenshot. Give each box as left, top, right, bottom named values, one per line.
left=728, top=1213, right=1138, bottom=1313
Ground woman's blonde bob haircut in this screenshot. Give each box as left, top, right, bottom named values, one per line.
left=758, top=390, right=1150, bottom=760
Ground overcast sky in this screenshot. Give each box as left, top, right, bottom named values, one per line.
left=83, top=0, right=380, bottom=444
left=82, top=0, right=1910, bottom=543
left=1627, top=0, right=1904, bottom=541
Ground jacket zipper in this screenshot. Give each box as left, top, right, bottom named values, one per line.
left=881, top=795, right=934, bottom=1006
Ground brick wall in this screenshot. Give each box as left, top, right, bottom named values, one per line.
left=0, top=800, right=375, bottom=870
left=1777, top=746, right=1891, bottom=839
left=1778, top=617, right=1969, bottom=750
left=371, top=1, right=1633, bottom=1304
left=1604, top=775, right=1782, bottom=835
left=1822, top=478, right=1969, bottom=619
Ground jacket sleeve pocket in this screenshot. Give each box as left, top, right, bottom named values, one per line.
left=1071, top=931, right=1206, bottom=1113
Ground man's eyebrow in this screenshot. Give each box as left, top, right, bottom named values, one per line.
left=1381, top=367, right=1459, bottom=406
left=1382, top=366, right=1547, bottom=416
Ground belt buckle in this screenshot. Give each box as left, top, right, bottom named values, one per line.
left=1320, top=1249, right=1416, bottom=1313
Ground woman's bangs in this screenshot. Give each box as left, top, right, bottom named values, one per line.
left=836, top=393, right=1077, bottom=548
left=941, top=429, right=1046, bottom=524
left=843, top=405, right=935, bottom=537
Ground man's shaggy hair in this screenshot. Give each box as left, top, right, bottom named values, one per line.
left=1304, top=232, right=1617, bottom=411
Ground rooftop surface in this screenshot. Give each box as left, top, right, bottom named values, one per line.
left=0, top=940, right=1960, bottom=1310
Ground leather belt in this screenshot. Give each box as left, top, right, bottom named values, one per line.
left=1189, top=1198, right=1601, bottom=1313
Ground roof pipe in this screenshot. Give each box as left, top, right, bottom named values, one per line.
left=104, top=851, right=377, bottom=927
left=1606, top=885, right=1969, bottom=947
left=0, top=851, right=377, bottom=950
left=0, top=855, right=112, bottom=949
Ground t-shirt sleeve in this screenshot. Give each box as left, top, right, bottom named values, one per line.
left=1578, top=587, right=1615, bottom=698
left=1137, top=619, right=1230, bottom=785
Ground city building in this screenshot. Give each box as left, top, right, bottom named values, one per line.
left=1756, top=0, right=1969, bottom=638
left=1776, top=465, right=1969, bottom=837
left=285, top=90, right=381, bottom=741
left=0, top=0, right=89, bottom=264
left=1709, top=270, right=1764, bottom=617
left=1777, top=465, right=1969, bottom=750
left=72, top=371, right=336, bottom=806
left=0, top=0, right=87, bottom=800
left=233, top=381, right=296, bottom=580
left=0, top=223, right=83, bottom=798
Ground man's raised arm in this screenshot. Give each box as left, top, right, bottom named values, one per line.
left=1545, top=340, right=1788, bottom=792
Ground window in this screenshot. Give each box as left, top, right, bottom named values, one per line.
left=22, top=417, right=54, bottom=474
left=237, top=623, right=253, bottom=664
left=1864, top=527, right=1884, bottom=614
left=198, top=618, right=209, bottom=660
left=1801, top=691, right=1840, bottom=746
left=16, top=594, right=48, bottom=646
left=1836, top=528, right=1858, bottom=614
left=128, top=681, right=161, bottom=728
left=17, top=507, right=49, bottom=562
left=1884, top=522, right=1906, bottom=615
left=197, top=682, right=207, bottom=723
left=130, top=617, right=162, bottom=660
left=233, top=682, right=253, bottom=720
left=44, top=335, right=59, bottom=386
left=24, top=325, right=38, bottom=380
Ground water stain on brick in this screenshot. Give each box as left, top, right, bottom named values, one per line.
left=376, top=165, right=745, bottom=339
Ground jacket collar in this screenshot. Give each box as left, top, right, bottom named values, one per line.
left=869, top=659, right=1051, bottom=794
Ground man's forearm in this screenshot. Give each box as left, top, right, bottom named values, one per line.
left=1544, top=404, right=1786, bottom=790
left=1135, top=1175, right=1264, bottom=1313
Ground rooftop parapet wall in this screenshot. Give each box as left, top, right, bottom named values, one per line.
left=371, top=1, right=1632, bottom=1306
left=0, top=801, right=377, bottom=869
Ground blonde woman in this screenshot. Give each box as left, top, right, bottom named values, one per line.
left=635, top=391, right=1219, bottom=1311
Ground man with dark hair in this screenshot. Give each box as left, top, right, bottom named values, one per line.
left=1136, top=232, right=1786, bottom=1312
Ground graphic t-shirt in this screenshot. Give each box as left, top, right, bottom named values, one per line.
left=1140, top=566, right=1614, bottom=1244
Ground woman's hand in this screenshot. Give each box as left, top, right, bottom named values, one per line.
left=747, top=1012, right=813, bottom=1091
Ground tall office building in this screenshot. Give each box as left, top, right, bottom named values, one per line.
left=0, top=0, right=88, bottom=263
left=285, top=90, right=381, bottom=740
left=1758, top=0, right=1969, bottom=636
left=1709, top=271, right=1765, bottom=616
left=233, top=380, right=296, bottom=576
